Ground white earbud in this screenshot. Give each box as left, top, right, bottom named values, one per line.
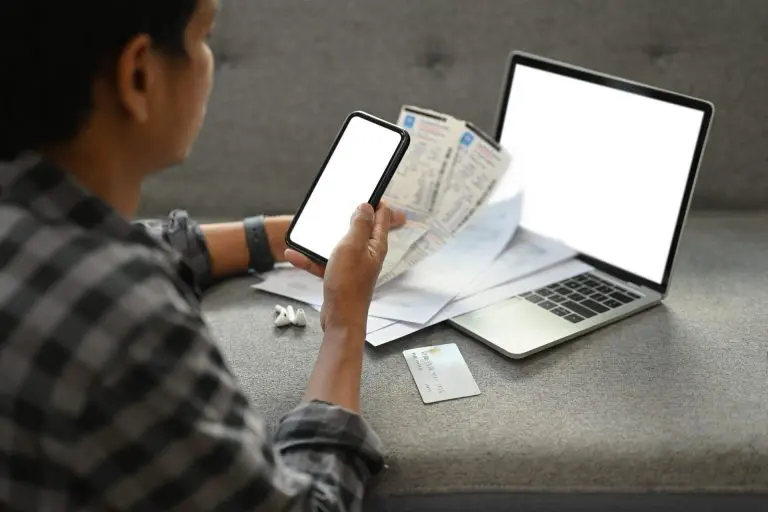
left=273, top=309, right=292, bottom=327
left=294, top=308, right=307, bottom=327
left=286, top=305, right=297, bottom=324
left=272, top=304, right=307, bottom=328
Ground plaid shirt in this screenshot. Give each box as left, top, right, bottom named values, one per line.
left=0, top=157, right=384, bottom=511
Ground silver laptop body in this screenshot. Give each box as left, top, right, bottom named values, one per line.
left=450, top=52, right=714, bottom=359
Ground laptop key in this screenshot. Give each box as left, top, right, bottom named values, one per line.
left=590, top=292, right=608, bottom=302
left=551, top=307, right=569, bottom=317
left=577, top=286, right=592, bottom=295
left=554, top=287, right=571, bottom=295
left=567, top=292, right=585, bottom=301
left=564, top=313, right=584, bottom=323
left=565, top=282, right=581, bottom=289
left=610, top=291, right=633, bottom=304
left=581, top=299, right=609, bottom=314
left=562, top=301, right=597, bottom=318
left=551, top=294, right=567, bottom=303
left=539, top=300, right=556, bottom=310
left=526, top=295, right=544, bottom=304
left=574, top=275, right=588, bottom=282
left=596, top=285, right=613, bottom=294
left=604, top=299, right=622, bottom=308
left=584, top=279, right=600, bottom=287
left=536, top=288, right=553, bottom=297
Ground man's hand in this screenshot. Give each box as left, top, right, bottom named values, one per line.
left=285, top=202, right=395, bottom=331
left=267, top=208, right=405, bottom=264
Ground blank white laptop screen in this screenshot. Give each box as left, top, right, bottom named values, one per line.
left=493, top=64, right=705, bottom=285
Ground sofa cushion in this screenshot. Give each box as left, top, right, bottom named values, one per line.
left=202, top=213, right=768, bottom=496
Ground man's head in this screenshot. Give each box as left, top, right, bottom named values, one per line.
left=0, top=0, right=218, bottom=173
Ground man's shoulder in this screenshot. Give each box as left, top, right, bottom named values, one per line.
left=0, top=204, right=200, bottom=409
left=0, top=202, right=180, bottom=297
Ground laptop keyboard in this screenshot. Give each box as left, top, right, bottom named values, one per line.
left=520, top=273, right=643, bottom=324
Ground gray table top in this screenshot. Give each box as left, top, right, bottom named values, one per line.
left=202, top=213, right=768, bottom=495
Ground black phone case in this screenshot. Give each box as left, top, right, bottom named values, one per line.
left=284, top=110, right=411, bottom=265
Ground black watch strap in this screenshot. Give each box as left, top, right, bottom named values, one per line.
left=243, top=215, right=275, bottom=273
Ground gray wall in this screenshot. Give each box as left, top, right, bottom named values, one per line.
left=140, top=0, right=768, bottom=217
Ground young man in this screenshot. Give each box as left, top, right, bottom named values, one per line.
left=0, top=0, right=406, bottom=510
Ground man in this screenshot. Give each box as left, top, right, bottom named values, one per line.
left=0, top=0, right=405, bottom=510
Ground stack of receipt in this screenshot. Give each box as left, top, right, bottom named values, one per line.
left=252, top=106, right=584, bottom=346
left=378, top=106, right=513, bottom=283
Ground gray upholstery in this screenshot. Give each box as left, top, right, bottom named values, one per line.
left=139, top=0, right=768, bottom=507
left=139, top=0, right=768, bottom=218
left=202, top=214, right=768, bottom=501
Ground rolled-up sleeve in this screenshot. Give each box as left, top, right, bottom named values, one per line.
left=135, top=210, right=213, bottom=291
left=274, top=402, right=386, bottom=510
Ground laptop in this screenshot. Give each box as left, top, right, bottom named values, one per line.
left=449, top=51, right=714, bottom=359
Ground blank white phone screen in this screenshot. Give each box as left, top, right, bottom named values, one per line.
left=290, top=116, right=403, bottom=260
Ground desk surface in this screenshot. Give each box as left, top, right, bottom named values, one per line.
left=203, top=213, right=768, bottom=495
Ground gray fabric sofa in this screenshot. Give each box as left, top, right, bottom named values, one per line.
left=139, top=1, right=768, bottom=509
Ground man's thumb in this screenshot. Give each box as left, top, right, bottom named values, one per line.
left=347, top=203, right=375, bottom=242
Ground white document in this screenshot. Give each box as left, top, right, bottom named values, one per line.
left=366, top=259, right=593, bottom=346
left=457, top=229, right=576, bottom=299
left=367, top=195, right=522, bottom=323
left=253, top=195, right=521, bottom=324
left=310, top=229, right=577, bottom=334
left=403, top=343, right=480, bottom=404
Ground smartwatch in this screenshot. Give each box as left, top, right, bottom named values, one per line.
left=243, top=215, right=275, bottom=273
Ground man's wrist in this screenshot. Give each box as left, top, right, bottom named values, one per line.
left=322, top=322, right=367, bottom=347
left=322, top=308, right=369, bottom=336
left=243, top=215, right=276, bottom=273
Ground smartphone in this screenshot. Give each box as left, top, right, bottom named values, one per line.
left=285, top=111, right=410, bottom=264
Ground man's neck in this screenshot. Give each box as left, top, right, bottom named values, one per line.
left=43, top=145, right=143, bottom=219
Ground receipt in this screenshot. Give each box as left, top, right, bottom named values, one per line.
left=433, top=123, right=512, bottom=234
left=384, top=106, right=465, bottom=214
left=380, top=117, right=513, bottom=284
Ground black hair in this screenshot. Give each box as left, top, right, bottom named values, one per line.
left=0, top=0, right=200, bottom=161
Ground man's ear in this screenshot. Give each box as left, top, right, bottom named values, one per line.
left=115, top=34, right=156, bottom=123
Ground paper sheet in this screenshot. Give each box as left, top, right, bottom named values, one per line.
left=253, top=195, right=522, bottom=324
left=457, top=229, right=576, bottom=299
left=366, top=195, right=521, bottom=323
left=310, top=229, right=577, bottom=332
left=366, top=259, right=593, bottom=346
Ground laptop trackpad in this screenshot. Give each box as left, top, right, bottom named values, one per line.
left=452, top=297, right=576, bottom=357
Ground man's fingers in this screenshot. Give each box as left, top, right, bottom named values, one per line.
left=284, top=249, right=325, bottom=278
left=370, top=202, right=391, bottom=257
left=390, top=207, right=407, bottom=229
left=346, top=203, right=375, bottom=244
